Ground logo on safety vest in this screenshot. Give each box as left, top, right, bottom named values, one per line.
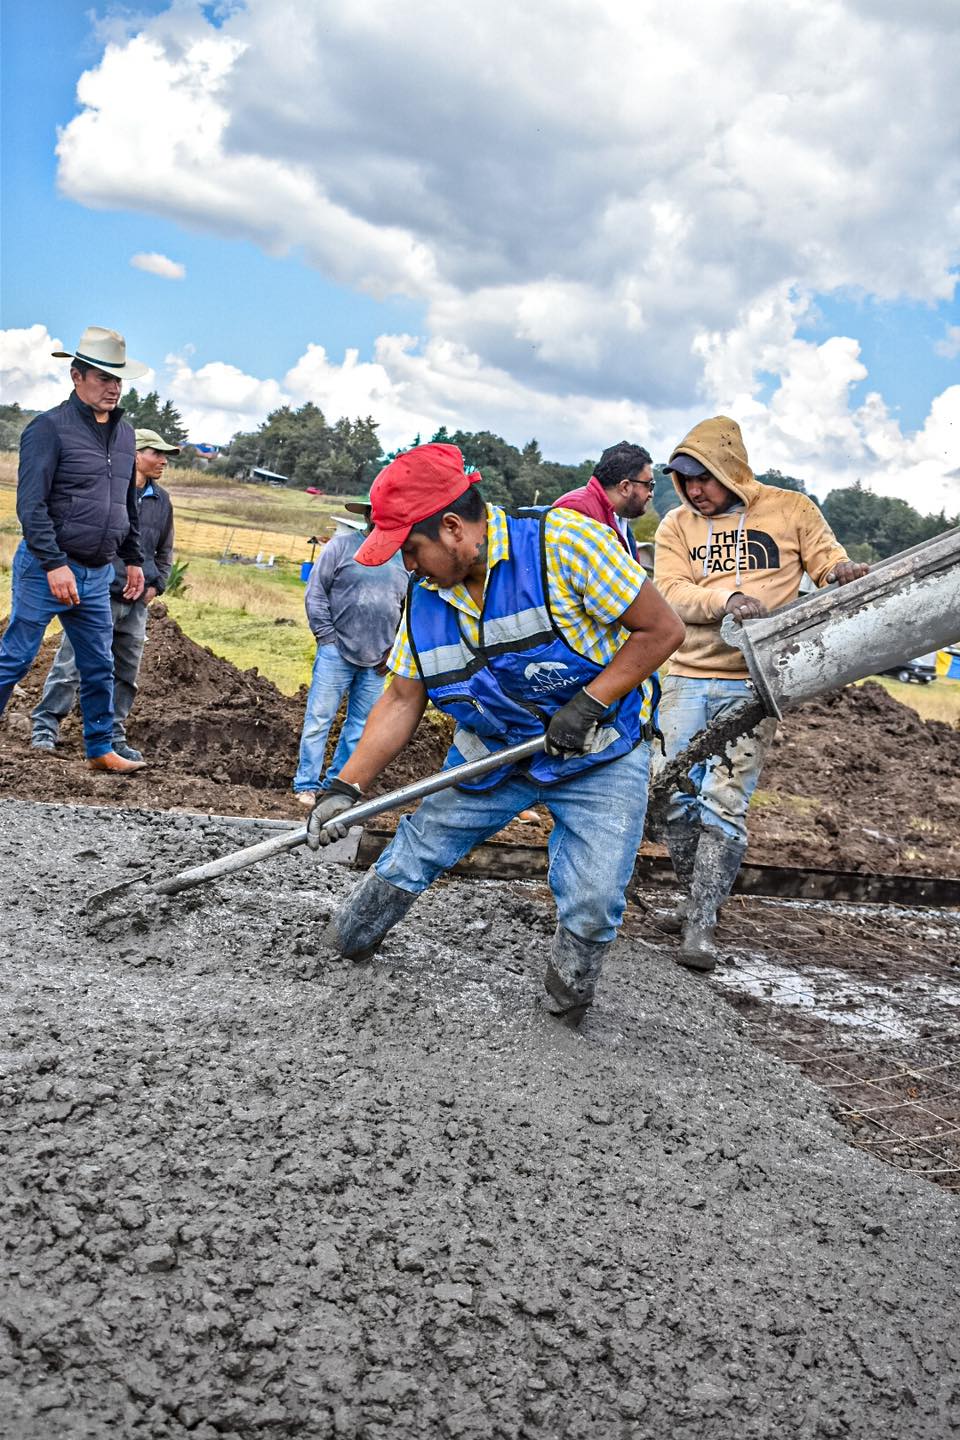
left=523, top=660, right=571, bottom=694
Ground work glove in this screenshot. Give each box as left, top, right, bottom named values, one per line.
left=544, top=687, right=609, bottom=757
left=306, top=778, right=363, bottom=851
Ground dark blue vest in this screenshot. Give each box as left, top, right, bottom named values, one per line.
left=407, top=511, right=646, bottom=790
left=29, top=393, right=137, bottom=567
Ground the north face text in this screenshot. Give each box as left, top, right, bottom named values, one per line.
left=688, top=528, right=781, bottom=574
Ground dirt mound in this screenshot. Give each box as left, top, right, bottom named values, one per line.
left=1, top=611, right=958, bottom=874
left=748, top=683, right=960, bottom=876
left=0, top=609, right=452, bottom=821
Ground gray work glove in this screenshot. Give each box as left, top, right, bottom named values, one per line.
left=544, top=687, right=609, bottom=757
left=306, top=778, right=362, bottom=851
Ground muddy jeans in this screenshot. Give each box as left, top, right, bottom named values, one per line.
left=374, top=741, right=651, bottom=944
left=656, top=675, right=777, bottom=844
left=32, top=597, right=148, bottom=745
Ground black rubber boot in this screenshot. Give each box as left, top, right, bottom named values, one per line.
left=322, top=868, right=418, bottom=961
left=678, top=828, right=746, bottom=973
left=540, top=925, right=611, bottom=1028
left=657, top=812, right=702, bottom=934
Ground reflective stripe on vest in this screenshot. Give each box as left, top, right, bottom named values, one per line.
left=408, top=510, right=643, bottom=790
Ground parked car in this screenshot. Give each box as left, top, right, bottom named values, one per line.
left=880, top=653, right=938, bottom=684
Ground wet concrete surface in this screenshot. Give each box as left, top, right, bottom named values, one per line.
left=2, top=799, right=960, bottom=1439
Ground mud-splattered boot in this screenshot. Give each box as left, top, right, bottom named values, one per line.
left=657, top=812, right=702, bottom=935
left=321, top=868, right=418, bottom=961
left=678, top=828, right=746, bottom=973
left=540, top=925, right=611, bottom=1029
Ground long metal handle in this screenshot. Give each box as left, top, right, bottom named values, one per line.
left=152, top=735, right=547, bottom=897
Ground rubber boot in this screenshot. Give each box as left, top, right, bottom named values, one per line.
left=540, top=925, right=611, bottom=1029
left=322, top=868, right=418, bottom=961
left=657, top=812, right=702, bottom=934
left=678, top=828, right=746, bottom=974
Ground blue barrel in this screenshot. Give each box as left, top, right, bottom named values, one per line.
left=300, top=561, right=314, bottom=582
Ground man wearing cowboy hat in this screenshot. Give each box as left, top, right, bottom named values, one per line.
left=0, top=326, right=149, bottom=773
left=292, top=495, right=407, bottom=805
left=30, top=427, right=179, bottom=763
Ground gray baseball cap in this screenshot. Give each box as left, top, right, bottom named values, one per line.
left=664, top=452, right=710, bottom=478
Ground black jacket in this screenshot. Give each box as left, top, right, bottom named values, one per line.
left=16, top=392, right=143, bottom=571
left=111, top=482, right=175, bottom=599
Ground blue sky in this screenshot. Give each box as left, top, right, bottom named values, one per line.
left=1, top=0, right=421, bottom=384
left=795, top=295, right=957, bottom=433
left=1, top=1, right=957, bottom=512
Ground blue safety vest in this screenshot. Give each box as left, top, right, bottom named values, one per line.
left=407, top=510, right=646, bottom=790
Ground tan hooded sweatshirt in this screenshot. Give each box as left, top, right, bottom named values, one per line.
left=654, top=416, right=849, bottom=679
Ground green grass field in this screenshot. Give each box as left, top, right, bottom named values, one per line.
left=0, top=452, right=365, bottom=538
left=164, top=557, right=316, bottom=694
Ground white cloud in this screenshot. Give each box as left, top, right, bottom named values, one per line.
left=0, top=325, right=74, bottom=411
left=54, top=0, right=960, bottom=408
left=0, top=324, right=156, bottom=409
left=693, top=295, right=960, bottom=512
left=3, top=321, right=957, bottom=517
left=130, top=250, right=185, bottom=280
left=935, top=325, right=960, bottom=360
left=9, top=2, right=958, bottom=516
left=163, top=354, right=289, bottom=442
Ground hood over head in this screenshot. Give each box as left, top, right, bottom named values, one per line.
left=667, top=416, right=761, bottom=511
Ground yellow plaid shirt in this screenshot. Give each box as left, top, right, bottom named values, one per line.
left=388, top=506, right=650, bottom=709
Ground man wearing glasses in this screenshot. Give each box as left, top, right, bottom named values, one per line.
left=553, top=441, right=655, bottom=559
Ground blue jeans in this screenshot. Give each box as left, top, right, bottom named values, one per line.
left=293, top=644, right=386, bottom=794
left=0, top=542, right=115, bottom=758
left=32, top=596, right=148, bottom=744
left=375, top=741, right=651, bottom=944
left=656, top=675, right=777, bottom=843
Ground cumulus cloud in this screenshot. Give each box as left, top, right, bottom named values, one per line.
left=0, top=325, right=75, bottom=411
left=0, top=324, right=156, bottom=409
left=11, top=1, right=958, bottom=517
left=130, top=251, right=186, bottom=279
left=3, top=321, right=956, bottom=515
left=56, top=0, right=960, bottom=406
left=163, top=354, right=289, bottom=441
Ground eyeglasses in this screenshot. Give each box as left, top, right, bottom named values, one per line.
left=629, top=477, right=655, bottom=490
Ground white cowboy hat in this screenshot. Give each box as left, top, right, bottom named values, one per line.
left=52, top=325, right=149, bottom=381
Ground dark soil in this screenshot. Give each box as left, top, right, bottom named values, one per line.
left=2, top=611, right=959, bottom=874
left=0, top=609, right=455, bottom=826
left=1, top=799, right=959, bottom=1439
left=749, top=684, right=960, bottom=876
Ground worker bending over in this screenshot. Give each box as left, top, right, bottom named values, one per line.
left=307, top=443, right=684, bottom=1026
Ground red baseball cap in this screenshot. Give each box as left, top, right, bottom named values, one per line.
left=354, top=443, right=482, bottom=566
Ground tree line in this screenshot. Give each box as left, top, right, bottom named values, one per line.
left=1, top=397, right=955, bottom=561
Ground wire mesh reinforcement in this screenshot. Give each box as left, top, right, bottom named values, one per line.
left=626, top=888, right=960, bottom=1195
left=781, top=1042, right=960, bottom=1188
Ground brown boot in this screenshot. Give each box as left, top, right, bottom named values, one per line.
left=88, top=751, right=147, bottom=774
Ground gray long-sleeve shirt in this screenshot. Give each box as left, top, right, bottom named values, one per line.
left=305, top=529, right=408, bottom=667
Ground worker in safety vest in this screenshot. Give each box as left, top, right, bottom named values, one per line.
left=306, top=443, right=684, bottom=1026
